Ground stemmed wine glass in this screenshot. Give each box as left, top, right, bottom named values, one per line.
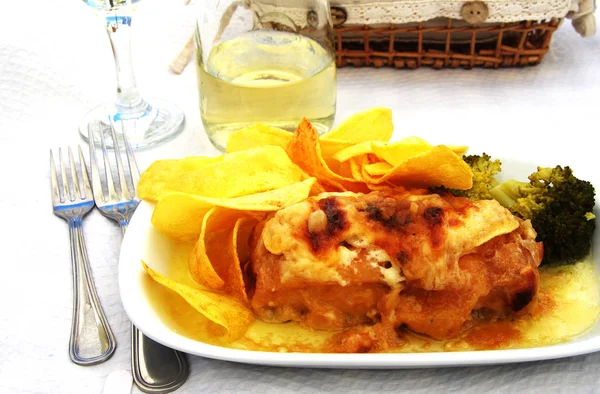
left=80, top=0, right=185, bottom=150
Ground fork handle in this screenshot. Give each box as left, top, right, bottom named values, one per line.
left=68, top=218, right=116, bottom=365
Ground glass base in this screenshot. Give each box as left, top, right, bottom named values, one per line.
left=79, top=98, right=185, bottom=150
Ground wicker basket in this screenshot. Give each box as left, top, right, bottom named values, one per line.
left=174, top=0, right=596, bottom=74
left=333, top=19, right=561, bottom=69
left=329, top=0, right=596, bottom=69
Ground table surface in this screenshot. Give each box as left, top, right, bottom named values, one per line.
left=2, top=0, right=600, bottom=393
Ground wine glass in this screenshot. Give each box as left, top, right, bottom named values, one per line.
left=195, top=0, right=337, bottom=151
left=80, top=0, right=185, bottom=150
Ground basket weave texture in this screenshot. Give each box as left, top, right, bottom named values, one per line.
left=334, top=18, right=561, bottom=69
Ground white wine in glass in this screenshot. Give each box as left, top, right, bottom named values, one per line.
left=81, top=0, right=185, bottom=150
left=196, top=0, right=337, bottom=152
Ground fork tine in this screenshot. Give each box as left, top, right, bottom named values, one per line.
left=78, top=145, right=93, bottom=200
left=122, top=126, right=140, bottom=194
left=110, top=121, right=132, bottom=200
left=59, top=148, right=73, bottom=202
left=99, top=125, right=119, bottom=202
left=50, top=150, right=61, bottom=204
left=88, top=125, right=106, bottom=203
left=68, top=147, right=82, bottom=201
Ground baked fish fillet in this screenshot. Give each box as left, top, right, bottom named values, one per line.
left=249, top=190, right=543, bottom=342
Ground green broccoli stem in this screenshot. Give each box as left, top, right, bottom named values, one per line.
left=489, top=180, right=528, bottom=209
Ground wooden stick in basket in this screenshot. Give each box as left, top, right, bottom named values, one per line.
left=169, top=34, right=194, bottom=74
left=169, top=0, right=194, bottom=74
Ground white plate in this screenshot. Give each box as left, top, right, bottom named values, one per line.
left=119, top=158, right=600, bottom=368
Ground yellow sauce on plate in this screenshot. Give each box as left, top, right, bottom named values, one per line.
left=142, top=243, right=600, bottom=353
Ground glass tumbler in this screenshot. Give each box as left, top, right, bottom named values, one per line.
left=195, top=0, right=337, bottom=151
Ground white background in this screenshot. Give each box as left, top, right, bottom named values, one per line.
left=1, top=0, right=600, bottom=392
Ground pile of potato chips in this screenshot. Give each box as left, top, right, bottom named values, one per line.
left=138, top=107, right=473, bottom=341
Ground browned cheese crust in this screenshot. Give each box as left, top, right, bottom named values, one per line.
left=249, top=190, right=543, bottom=350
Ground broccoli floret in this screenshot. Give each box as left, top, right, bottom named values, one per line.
left=490, top=166, right=596, bottom=266
left=444, top=153, right=502, bottom=200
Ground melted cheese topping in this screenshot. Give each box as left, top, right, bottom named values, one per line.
left=281, top=254, right=348, bottom=286
left=364, top=247, right=405, bottom=288
left=259, top=192, right=520, bottom=290
left=338, top=246, right=358, bottom=273
left=409, top=198, right=520, bottom=289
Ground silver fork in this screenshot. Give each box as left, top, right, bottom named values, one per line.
left=50, top=146, right=116, bottom=366
left=89, top=123, right=189, bottom=393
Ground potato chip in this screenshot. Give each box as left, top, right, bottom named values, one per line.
left=225, top=123, right=354, bottom=163
left=235, top=217, right=255, bottom=267
left=361, top=166, right=378, bottom=184
left=138, top=156, right=222, bottom=201
left=208, top=177, right=315, bottom=211
left=336, top=161, right=354, bottom=179
left=448, top=145, right=470, bottom=157
left=150, top=195, right=211, bottom=242
left=361, top=170, right=383, bottom=186
left=189, top=239, right=223, bottom=288
left=364, top=161, right=393, bottom=176
left=189, top=207, right=244, bottom=289
left=206, top=216, right=258, bottom=303
left=142, top=261, right=253, bottom=340
left=360, top=155, right=385, bottom=184
left=286, top=118, right=367, bottom=193
left=349, top=157, right=365, bottom=182
left=321, top=107, right=393, bottom=143
left=368, top=137, right=470, bottom=167
left=151, top=178, right=316, bottom=241
left=319, top=138, right=354, bottom=162
left=332, top=141, right=375, bottom=163
left=370, top=137, right=433, bottom=166
left=140, top=146, right=305, bottom=202
left=321, top=138, right=355, bottom=176
left=366, top=182, right=397, bottom=191
left=373, top=145, right=473, bottom=189
left=226, top=124, right=291, bottom=153
left=230, top=221, right=258, bottom=300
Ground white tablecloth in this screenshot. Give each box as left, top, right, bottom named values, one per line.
left=2, top=0, right=600, bottom=392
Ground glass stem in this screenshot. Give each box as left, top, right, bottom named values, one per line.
left=105, top=14, right=147, bottom=117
